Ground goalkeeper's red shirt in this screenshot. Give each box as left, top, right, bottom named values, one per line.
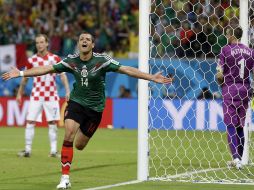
left=26, top=52, right=61, bottom=101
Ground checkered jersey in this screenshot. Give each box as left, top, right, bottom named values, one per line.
left=26, top=52, right=61, bottom=101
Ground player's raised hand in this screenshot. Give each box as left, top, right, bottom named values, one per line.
left=151, top=71, right=173, bottom=84
left=2, top=67, right=21, bottom=81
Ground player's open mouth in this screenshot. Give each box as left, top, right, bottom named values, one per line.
left=82, top=44, right=87, bottom=47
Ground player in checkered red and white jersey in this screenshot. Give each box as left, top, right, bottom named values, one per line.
left=27, top=52, right=60, bottom=102
left=16, top=34, right=70, bottom=158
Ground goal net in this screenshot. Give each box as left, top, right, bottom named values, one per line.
left=148, top=0, right=254, bottom=183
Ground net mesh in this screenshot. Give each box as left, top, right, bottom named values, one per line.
left=148, top=0, right=254, bottom=183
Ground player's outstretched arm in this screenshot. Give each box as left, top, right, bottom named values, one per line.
left=2, top=65, right=55, bottom=81
left=60, top=73, right=70, bottom=101
left=16, top=77, right=29, bottom=105
left=117, top=66, right=172, bottom=84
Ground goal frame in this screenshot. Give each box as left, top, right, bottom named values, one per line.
left=138, top=0, right=250, bottom=181
left=138, top=0, right=150, bottom=181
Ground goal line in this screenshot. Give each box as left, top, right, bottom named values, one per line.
left=150, top=164, right=254, bottom=185
left=82, top=180, right=142, bottom=190
left=83, top=164, right=254, bottom=190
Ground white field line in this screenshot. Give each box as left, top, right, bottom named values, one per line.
left=82, top=166, right=254, bottom=190
left=165, top=167, right=225, bottom=179
left=2, top=147, right=253, bottom=186
left=82, top=180, right=143, bottom=190
left=190, top=181, right=254, bottom=185
left=150, top=166, right=254, bottom=185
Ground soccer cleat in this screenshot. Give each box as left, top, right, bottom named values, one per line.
left=17, top=150, right=31, bottom=158
left=56, top=175, right=71, bottom=189
left=234, top=158, right=242, bottom=170
left=227, top=158, right=242, bottom=170
left=49, top=152, right=61, bottom=158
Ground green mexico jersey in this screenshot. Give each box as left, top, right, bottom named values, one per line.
left=53, top=53, right=121, bottom=112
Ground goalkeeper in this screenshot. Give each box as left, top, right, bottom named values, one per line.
left=2, top=32, right=172, bottom=189
left=216, top=26, right=254, bottom=170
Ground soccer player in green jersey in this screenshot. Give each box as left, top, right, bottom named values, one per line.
left=2, top=32, right=172, bottom=189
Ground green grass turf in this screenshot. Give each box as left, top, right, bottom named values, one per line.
left=149, top=130, right=254, bottom=182
left=0, top=127, right=253, bottom=190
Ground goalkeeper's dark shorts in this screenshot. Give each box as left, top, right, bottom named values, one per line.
left=64, top=100, right=102, bottom=138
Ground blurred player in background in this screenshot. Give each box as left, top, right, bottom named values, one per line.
left=2, top=32, right=172, bottom=189
left=216, top=26, right=254, bottom=169
left=16, top=34, right=70, bottom=158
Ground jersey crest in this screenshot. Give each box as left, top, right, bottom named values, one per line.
left=81, top=65, right=88, bottom=77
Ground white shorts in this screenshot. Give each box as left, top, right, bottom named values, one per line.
left=26, top=100, right=60, bottom=122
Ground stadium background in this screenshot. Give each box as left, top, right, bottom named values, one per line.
left=0, top=0, right=253, bottom=131
left=0, top=1, right=254, bottom=190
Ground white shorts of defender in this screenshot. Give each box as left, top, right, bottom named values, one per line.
left=26, top=100, right=60, bottom=122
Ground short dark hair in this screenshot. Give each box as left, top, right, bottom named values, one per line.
left=79, top=32, right=95, bottom=43
left=226, top=26, right=243, bottom=40
left=35, top=34, right=49, bottom=42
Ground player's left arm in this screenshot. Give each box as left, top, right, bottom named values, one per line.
left=117, top=66, right=172, bottom=84
left=60, top=73, right=70, bottom=101
left=2, top=65, right=55, bottom=81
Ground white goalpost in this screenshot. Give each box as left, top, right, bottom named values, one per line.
left=138, top=0, right=254, bottom=184
left=138, top=0, right=150, bottom=181
left=241, top=0, right=250, bottom=166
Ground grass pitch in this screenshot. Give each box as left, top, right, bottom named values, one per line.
left=0, top=127, right=253, bottom=190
